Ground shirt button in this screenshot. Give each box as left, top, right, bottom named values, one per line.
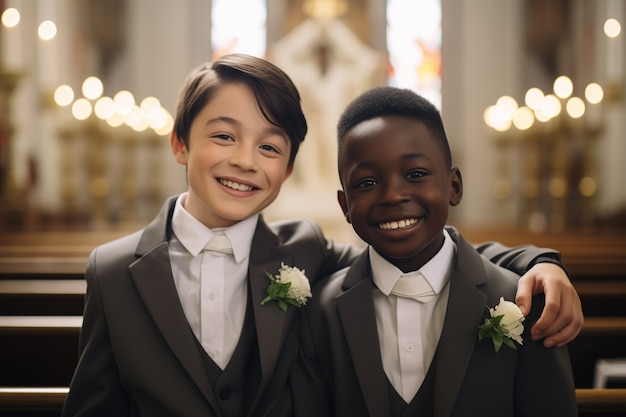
left=207, top=290, right=216, bottom=300
left=406, top=343, right=415, bottom=352
left=208, top=349, right=217, bottom=358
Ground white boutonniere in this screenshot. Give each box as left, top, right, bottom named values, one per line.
left=478, top=297, right=525, bottom=353
left=260, top=263, right=312, bottom=312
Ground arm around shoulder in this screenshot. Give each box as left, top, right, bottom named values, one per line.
left=474, top=240, right=562, bottom=275
left=472, top=234, right=583, bottom=345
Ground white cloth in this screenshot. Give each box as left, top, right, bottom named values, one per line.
left=370, top=229, right=456, bottom=403
left=169, top=193, right=258, bottom=369
left=390, top=271, right=436, bottom=302
left=204, top=231, right=233, bottom=255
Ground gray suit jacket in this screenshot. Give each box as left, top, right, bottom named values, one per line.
left=62, top=196, right=357, bottom=417
left=307, top=227, right=577, bottom=417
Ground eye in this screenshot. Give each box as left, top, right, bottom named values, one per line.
left=407, top=170, right=427, bottom=180
left=354, top=178, right=377, bottom=189
left=259, top=143, right=280, bottom=154
left=212, top=133, right=234, bottom=141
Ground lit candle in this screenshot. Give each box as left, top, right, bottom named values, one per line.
left=1, top=7, right=24, bottom=72
left=605, top=1, right=623, bottom=85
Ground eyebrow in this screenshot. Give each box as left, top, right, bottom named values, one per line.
left=351, top=153, right=432, bottom=169
left=204, top=116, right=239, bottom=129
left=205, top=116, right=289, bottom=143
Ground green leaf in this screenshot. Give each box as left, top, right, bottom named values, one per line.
left=502, top=337, right=517, bottom=350
left=478, top=312, right=520, bottom=353
left=260, top=272, right=301, bottom=311
left=493, top=335, right=503, bottom=353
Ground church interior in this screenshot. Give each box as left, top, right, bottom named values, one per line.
left=0, top=0, right=626, bottom=415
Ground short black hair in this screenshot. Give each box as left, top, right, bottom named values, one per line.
left=337, top=86, right=452, bottom=169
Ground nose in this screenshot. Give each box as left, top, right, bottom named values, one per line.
left=379, top=178, right=410, bottom=205
left=229, top=143, right=258, bottom=172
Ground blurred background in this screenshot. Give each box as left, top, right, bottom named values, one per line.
left=2, top=1, right=626, bottom=398
left=0, top=0, right=625, bottom=243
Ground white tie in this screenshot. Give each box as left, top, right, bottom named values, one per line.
left=203, top=231, right=233, bottom=256
left=390, top=272, right=436, bottom=303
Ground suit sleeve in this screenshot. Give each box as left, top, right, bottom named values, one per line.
left=474, top=241, right=566, bottom=277
left=62, top=249, right=131, bottom=417
left=307, top=219, right=363, bottom=281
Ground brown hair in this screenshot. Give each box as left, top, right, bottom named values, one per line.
left=172, top=54, right=307, bottom=166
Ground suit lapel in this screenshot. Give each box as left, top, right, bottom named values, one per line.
left=337, top=253, right=393, bottom=417
left=433, top=231, right=489, bottom=417
left=128, top=197, right=219, bottom=413
left=247, top=219, right=295, bottom=413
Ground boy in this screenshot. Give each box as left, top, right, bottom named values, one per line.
left=63, top=56, right=579, bottom=417
left=306, top=86, right=578, bottom=416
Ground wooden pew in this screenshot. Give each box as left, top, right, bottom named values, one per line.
left=2, top=229, right=626, bottom=280
left=0, top=243, right=89, bottom=316
left=0, top=387, right=68, bottom=416
left=1, top=230, right=625, bottom=389
left=574, top=281, right=626, bottom=317
left=0, top=256, right=86, bottom=280
left=1, top=262, right=623, bottom=319
left=576, top=388, right=626, bottom=416
left=0, top=229, right=131, bottom=247
left=0, top=280, right=85, bottom=316
left=0, top=388, right=624, bottom=416
left=0, top=317, right=81, bottom=387
left=0, top=229, right=129, bottom=281
left=462, top=229, right=626, bottom=281
left=569, top=317, right=626, bottom=388
left=1, top=315, right=624, bottom=388
left=1, top=229, right=625, bottom=286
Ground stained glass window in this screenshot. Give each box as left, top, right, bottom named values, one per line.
left=211, top=0, right=267, bottom=58
left=387, top=0, right=442, bottom=109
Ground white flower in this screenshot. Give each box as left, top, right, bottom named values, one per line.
left=478, top=297, right=525, bottom=352
left=275, top=263, right=312, bottom=305
left=260, top=263, right=312, bottom=311
left=490, top=297, right=525, bottom=344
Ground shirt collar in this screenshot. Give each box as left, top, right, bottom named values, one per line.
left=370, top=229, right=456, bottom=296
left=171, top=192, right=258, bottom=263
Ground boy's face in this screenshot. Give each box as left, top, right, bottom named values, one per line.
left=338, top=115, right=462, bottom=272
left=170, top=82, right=293, bottom=228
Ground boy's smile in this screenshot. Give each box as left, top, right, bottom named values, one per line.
left=171, top=82, right=293, bottom=228
left=338, top=115, right=462, bottom=272
left=378, top=218, right=418, bottom=230
left=218, top=178, right=255, bottom=192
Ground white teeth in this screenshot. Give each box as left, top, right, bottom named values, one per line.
left=379, top=218, right=418, bottom=230
left=219, top=179, right=253, bottom=191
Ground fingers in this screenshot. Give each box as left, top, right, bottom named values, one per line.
left=530, top=292, right=564, bottom=345
left=538, top=288, right=584, bottom=348
left=515, top=273, right=537, bottom=317
left=516, top=262, right=584, bottom=348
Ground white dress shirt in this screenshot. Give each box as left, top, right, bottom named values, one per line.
left=169, top=193, right=258, bottom=369
left=370, top=229, right=456, bottom=403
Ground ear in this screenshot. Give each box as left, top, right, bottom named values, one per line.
left=449, top=167, right=463, bottom=207
left=283, top=164, right=294, bottom=182
left=337, top=190, right=351, bottom=223
left=170, top=131, right=188, bottom=165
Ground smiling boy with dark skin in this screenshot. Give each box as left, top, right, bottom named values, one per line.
left=306, top=86, right=578, bottom=417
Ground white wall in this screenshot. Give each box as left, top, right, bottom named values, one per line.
left=441, top=0, right=525, bottom=227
